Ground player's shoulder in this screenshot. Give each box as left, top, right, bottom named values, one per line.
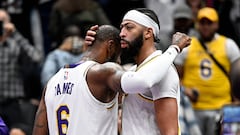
left=98, top=62, right=124, bottom=71
left=87, top=62, right=123, bottom=77
left=167, top=64, right=180, bottom=79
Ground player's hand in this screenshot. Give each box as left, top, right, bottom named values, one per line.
left=84, top=25, right=98, bottom=47
left=4, top=22, right=15, bottom=35
left=184, top=88, right=199, bottom=103
left=172, top=32, right=191, bottom=52
left=0, top=22, right=15, bottom=42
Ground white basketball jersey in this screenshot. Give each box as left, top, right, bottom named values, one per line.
left=45, top=61, right=118, bottom=135
left=122, top=51, right=180, bottom=135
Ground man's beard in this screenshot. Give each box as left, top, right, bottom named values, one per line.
left=121, top=33, right=143, bottom=65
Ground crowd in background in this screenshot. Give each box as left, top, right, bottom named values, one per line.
left=0, top=0, right=240, bottom=135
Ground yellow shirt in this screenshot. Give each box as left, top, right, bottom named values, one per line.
left=182, top=36, right=231, bottom=110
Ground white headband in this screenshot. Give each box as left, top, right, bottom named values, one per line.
left=123, top=10, right=160, bottom=40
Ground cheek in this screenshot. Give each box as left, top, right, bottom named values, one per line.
left=127, top=30, right=139, bottom=41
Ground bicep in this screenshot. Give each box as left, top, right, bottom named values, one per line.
left=88, top=63, right=125, bottom=93
left=154, top=98, right=178, bottom=135
left=106, top=64, right=125, bottom=93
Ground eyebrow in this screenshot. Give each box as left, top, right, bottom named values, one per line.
left=120, top=22, right=128, bottom=29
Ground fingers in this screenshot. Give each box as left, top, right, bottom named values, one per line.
left=84, top=35, right=95, bottom=46
left=185, top=35, right=192, bottom=47
left=86, top=29, right=97, bottom=37
left=4, top=22, right=15, bottom=35
left=172, top=32, right=191, bottom=51
left=85, top=25, right=98, bottom=40
left=90, top=25, right=99, bottom=31
left=84, top=25, right=99, bottom=48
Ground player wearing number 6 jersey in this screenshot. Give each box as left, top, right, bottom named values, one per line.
left=33, top=11, right=191, bottom=135
left=174, top=7, right=240, bottom=135
left=45, top=60, right=119, bottom=135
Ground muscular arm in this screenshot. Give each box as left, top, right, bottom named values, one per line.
left=89, top=47, right=182, bottom=95
left=121, top=32, right=191, bottom=93
left=88, top=62, right=125, bottom=92
left=121, top=47, right=179, bottom=93
left=32, top=88, right=48, bottom=135
left=154, top=98, right=178, bottom=135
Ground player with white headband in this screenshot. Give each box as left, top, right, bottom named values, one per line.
left=119, top=8, right=186, bottom=135
left=122, top=9, right=160, bottom=42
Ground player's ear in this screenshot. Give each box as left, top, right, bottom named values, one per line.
left=107, top=40, right=115, bottom=59
left=145, top=27, right=152, bottom=39
left=107, top=40, right=115, bottom=52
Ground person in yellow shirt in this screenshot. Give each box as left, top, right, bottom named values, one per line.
left=174, top=7, right=240, bottom=135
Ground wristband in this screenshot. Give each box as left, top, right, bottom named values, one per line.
left=170, top=45, right=181, bottom=53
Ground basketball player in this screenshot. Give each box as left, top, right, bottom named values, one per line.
left=33, top=19, right=190, bottom=135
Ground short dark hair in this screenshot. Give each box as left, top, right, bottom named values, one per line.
left=95, top=25, right=120, bottom=46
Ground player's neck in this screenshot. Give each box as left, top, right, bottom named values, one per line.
left=79, top=51, right=99, bottom=63
left=136, top=44, right=156, bottom=66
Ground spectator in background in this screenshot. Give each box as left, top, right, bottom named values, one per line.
left=0, top=0, right=39, bottom=45
left=0, top=9, right=43, bottom=134
left=41, top=24, right=84, bottom=87
left=48, top=0, right=110, bottom=49
left=172, top=3, right=198, bottom=38
left=163, top=3, right=199, bottom=51
left=174, top=7, right=240, bottom=135
left=0, top=0, right=44, bottom=106
left=185, top=0, right=203, bottom=23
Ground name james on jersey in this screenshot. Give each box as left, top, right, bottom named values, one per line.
left=55, top=82, right=74, bottom=96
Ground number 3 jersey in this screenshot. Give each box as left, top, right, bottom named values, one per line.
left=45, top=61, right=118, bottom=135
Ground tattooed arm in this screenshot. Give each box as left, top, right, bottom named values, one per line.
left=32, top=88, right=49, bottom=135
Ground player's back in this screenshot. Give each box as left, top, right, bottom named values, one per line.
left=45, top=61, right=118, bottom=135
